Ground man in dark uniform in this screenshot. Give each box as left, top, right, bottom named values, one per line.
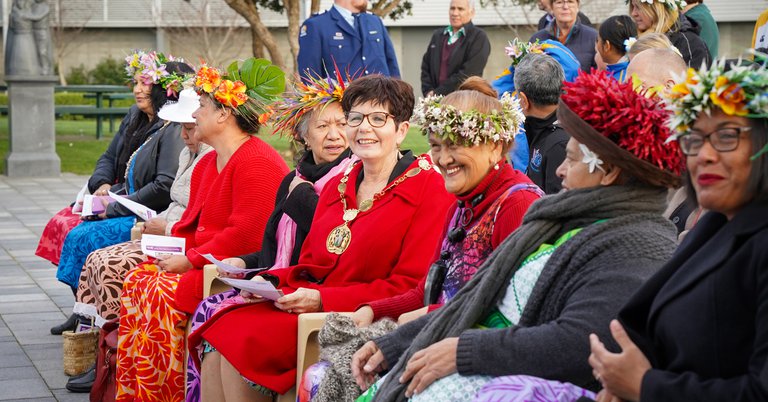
left=514, top=53, right=569, bottom=194
left=420, top=0, right=491, bottom=96
left=297, top=0, right=400, bottom=80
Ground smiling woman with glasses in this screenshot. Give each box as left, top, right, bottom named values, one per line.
left=587, top=59, right=768, bottom=402
left=530, top=0, right=597, bottom=71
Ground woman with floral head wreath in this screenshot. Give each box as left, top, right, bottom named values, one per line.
left=39, top=50, right=193, bottom=334
left=352, top=70, right=681, bottom=402
left=188, top=75, right=454, bottom=401
left=294, top=77, right=542, bottom=402
left=116, top=58, right=289, bottom=401
left=629, top=0, right=711, bottom=67
left=586, top=58, right=768, bottom=402
left=183, top=72, right=357, bottom=401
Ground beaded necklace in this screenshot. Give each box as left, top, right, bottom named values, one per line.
left=326, top=156, right=432, bottom=255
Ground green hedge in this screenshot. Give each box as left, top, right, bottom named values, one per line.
left=0, top=93, right=134, bottom=107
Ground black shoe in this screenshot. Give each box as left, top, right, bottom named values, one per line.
left=50, top=313, right=78, bottom=335
left=66, top=365, right=96, bottom=393
left=68, top=363, right=96, bottom=380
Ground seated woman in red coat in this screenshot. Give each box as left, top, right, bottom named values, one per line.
left=188, top=75, right=455, bottom=401
left=115, top=59, right=289, bottom=401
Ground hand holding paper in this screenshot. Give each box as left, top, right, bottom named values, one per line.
left=202, top=253, right=262, bottom=276
left=219, top=278, right=284, bottom=301
left=141, top=234, right=186, bottom=258
left=108, top=191, right=157, bottom=221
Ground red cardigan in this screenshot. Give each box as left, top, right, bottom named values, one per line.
left=193, top=155, right=454, bottom=393
left=172, top=137, right=289, bottom=313
left=366, top=165, right=542, bottom=320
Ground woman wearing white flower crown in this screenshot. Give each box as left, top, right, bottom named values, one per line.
left=352, top=69, right=682, bottom=402
left=586, top=58, right=768, bottom=402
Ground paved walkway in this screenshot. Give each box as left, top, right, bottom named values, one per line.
left=0, top=174, right=90, bottom=402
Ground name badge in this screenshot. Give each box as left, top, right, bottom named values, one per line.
left=333, top=32, right=344, bottom=40
left=369, top=30, right=378, bottom=35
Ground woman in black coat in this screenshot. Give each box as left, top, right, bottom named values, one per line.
left=589, top=60, right=768, bottom=401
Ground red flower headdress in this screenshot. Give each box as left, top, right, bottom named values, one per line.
left=559, top=70, right=684, bottom=187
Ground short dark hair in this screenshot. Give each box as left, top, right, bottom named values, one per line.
left=514, top=53, right=564, bottom=106
left=341, top=75, right=415, bottom=124
left=599, top=15, right=638, bottom=56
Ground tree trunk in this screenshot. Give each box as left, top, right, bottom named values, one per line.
left=223, top=0, right=285, bottom=70
left=310, top=0, right=321, bottom=14
left=285, top=0, right=300, bottom=73
left=370, top=0, right=402, bottom=17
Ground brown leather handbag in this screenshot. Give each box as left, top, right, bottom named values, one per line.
left=90, top=318, right=119, bottom=402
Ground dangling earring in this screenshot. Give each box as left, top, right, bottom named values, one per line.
left=493, top=162, right=500, bottom=170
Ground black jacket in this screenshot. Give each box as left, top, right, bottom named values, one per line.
left=531, top=20, right=597, bottom=71
left=524, top=111, right=567, bottom=194
left=421, top=22, right=491, bottom=96
left=619, top=201, right=768, bottom=401
left=668, top=14, right=712, bottom=68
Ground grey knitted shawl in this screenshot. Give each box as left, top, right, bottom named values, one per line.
left=373, top=184, right=669, bottom=401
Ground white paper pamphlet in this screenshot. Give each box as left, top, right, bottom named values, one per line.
left=108, top=191, right=157, bottom=221
left=201, top=253, right=261, bottom=275
left=72, top=183, right=89, bottom=214
left=141, top=234, right=186, bottom=258
left=218, top=278, right=285, bottom=301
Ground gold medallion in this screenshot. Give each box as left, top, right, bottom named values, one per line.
left=337, top=182, right=347, bottom=193
left=405, top=167, right=421, bottom=177
left=326, top=224, right=352, bottom=254
left=418, top=159, right=431, bottom=170
left=343, top=209, right=359, bottom=221
left=359, top=199, right=373, bottom=212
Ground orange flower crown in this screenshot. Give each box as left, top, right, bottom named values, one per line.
left=194, top=58, right=285, bottom=127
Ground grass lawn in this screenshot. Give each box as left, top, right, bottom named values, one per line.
left=0, top=116, right=429, bottom=175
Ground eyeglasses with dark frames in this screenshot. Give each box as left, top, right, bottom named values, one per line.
left=678, top=126, right=752, bottom=156
left=345, top=111, right=395, bottom=128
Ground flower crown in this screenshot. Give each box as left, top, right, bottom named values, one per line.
left=194, top=58, right=285, bottom=127
left=562, top=70, right=684, bottom=175
left=628, top=0, right=687, bottom=11
left=665, top=57, right=768, bottom=136
left=413, top=92, right=525, bottom=147
left=504, top=39, right=555, bottom=68
left=125, top=50, right=187, bottom=96
left=271, top=70, right=352, bottom=141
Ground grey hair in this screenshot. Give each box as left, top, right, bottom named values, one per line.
left=514, top=52, right=564, bottom=106
left=294, top=109, right=315, bottom=143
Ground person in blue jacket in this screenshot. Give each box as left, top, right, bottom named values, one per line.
left=297, top=0, right=400, bottom=80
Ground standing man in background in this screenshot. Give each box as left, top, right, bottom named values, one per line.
left=683, top=0, right=719, bottom=58
left=421, top=0, right=491, bottom=96
left=297, top=0, right=400, bottom=80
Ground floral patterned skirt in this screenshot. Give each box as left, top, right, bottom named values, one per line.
left=35, top=207, right=82, bottom=265
left=73, top=240, right=148, bottom=327
left=117, top=262, right=188, bottom=402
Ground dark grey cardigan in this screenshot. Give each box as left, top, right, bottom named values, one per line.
left=376, top=213, right=677, bottom=391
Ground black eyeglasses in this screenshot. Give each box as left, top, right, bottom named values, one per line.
left=678, top=126, right=751, bottom=156
left=346, top=111, right=394, bottom=128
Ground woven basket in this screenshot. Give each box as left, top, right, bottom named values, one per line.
left=62, top=329, right=98, bottom=376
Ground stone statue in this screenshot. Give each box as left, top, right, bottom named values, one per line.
left=5, top=0, right=54, bottom=76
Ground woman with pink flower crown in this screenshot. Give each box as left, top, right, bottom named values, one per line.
left=115, top=58, right=289, bottom=401
left=39, top=50, right=194, bottom=335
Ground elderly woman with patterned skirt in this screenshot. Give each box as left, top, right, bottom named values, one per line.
left=115, top=59, right=289, bottom=401
left=188, top=75, right=455, bottom=401
left=183, top=72, right=357, bottom=401
left=352, top=70, right=683, bottom=402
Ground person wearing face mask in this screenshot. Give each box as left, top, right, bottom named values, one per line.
left=41, top=50, right=192, bottom=335
left=183, top=72, right=357, bottom=402
left=351, top=70, right=681, bottom=402
left=420, top=0, right=491, bottom=97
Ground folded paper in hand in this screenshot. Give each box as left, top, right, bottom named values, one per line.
left=202, top=253, right=261, bottom=275
left=141, top=234, right=185, bottom=258
left=218, top=278, right=284, bottom=301
left=71, top=183, right=88, bottom=214
left=80, top=194, right=115, bottom=216
left=108, top=191, right=157, bottom=221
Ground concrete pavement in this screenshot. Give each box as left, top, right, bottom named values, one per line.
left=0, top=174, right=90, bottom=402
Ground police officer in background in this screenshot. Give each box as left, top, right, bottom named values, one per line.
left=297, top=0, right=400, bottom=80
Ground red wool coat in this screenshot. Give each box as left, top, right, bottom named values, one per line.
left=172, top=137, right=289, bottom=313
left=191, top=155, right=454, bottom=393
